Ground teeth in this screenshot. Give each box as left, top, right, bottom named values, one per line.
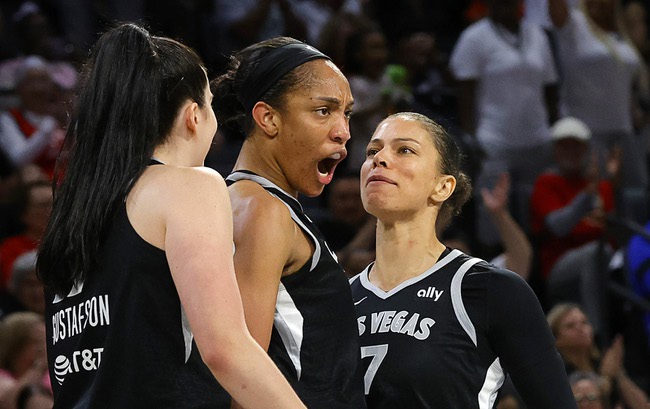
left=329, top=153, right=341, bottom=160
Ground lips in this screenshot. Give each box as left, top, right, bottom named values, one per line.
left=365, top=174, right=396, bottom=185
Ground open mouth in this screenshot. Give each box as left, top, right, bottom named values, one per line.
left=318, top=157, right=337, bottom=175
left=317, top=152, right=345, bottom=184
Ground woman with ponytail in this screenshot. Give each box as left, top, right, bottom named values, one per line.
left=211, top=37, right=366, bottom=408
left=349, top=112, right=576, bottom=408
left=37, top=23, right=306, bottom=409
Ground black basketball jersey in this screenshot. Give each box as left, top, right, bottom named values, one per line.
left=350, top=248, right=577, bottom=409
left=226, top=170, right=366, bottom=409
left=45, top=204, right=230, bottom=409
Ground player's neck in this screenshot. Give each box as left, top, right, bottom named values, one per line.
left=233, top=140, right=297, bottom=197
left=370, top=221, right=446, bottom=291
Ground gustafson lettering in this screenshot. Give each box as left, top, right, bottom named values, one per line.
left=357, top=310, right=435, bottom=340
left=51, top=295, right=110, bottom=345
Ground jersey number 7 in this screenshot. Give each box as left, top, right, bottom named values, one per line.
left=360, top=344, right=389, bottom=394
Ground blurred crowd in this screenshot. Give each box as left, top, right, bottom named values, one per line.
left=0, top=0, right=649, bottom=408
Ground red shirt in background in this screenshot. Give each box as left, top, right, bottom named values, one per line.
left=530, top=173, right=615, bottom=279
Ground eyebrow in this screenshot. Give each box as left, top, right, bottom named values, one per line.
left=314, top=96, right=354, bottom=109
left=368, top=137, right=422, bottom=145
left=393, top=137, right=421, bottom=145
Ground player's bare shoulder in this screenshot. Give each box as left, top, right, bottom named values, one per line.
left=134, top=166, right=229, bottom=215
left=228, top=179, right=294, bottom=233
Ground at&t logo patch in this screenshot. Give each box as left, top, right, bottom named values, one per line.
left=54, top=348, right=104, bottom=385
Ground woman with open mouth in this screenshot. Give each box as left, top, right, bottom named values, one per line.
left=211, top=37, right=365, bottom=409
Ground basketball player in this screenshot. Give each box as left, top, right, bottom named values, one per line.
left=350, top=112, right=577, bottom=408
left=211, top=37, right=366, bottom=408
left=37, top=24, right=306, bottom=409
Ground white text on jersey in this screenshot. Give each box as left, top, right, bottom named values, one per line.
left=53, top=348, right=104, bottom=385
left=51, top=294, right=110, bottom=345
left=358, top=311, right=435, bottom=340
left=417, top=286, right=444, bottom=301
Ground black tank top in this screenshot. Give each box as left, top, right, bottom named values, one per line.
left=45, top=202, right=230, bottom=408
left=226, top=170, right=366, bottom=409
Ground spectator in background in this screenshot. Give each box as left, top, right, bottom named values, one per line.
left=0, top=312, right=49, bottom=409
left=479, top=172, right=533, bottom=279
left=344, top=25, right=412, bottom=170
left=530, top=117, right=616, bottom=320
left=10, top=1, right=77, bottom=62
left=0, top=164, right=47, bottom=242
left=394, top=32, right=458, bottom=127
left=317, top=11, right=374, bottom=70
left=46, top=60, right=77, bottom=129
left=364, top=0, right=470, bottom=56
left=440, top=172, right=533, bottom=281
left=0, top=251, right=44, bottom=319
left=290, top=0, right=363, bottom=46
left=569, top=371, right=608, bottom=409
left=0, top=180, right=51, bottom=291
left=211, top=0, right=306, bottom=59
left=626, top=219, right=650, bottom=349
left=316, top=170, right=370, bottom=252
left=450, top=0, right=559, bottom=250
left=548, top=0, right=649, bottom=218
left=622, top=1, right=650, bottom=180
left=0, top=56, right=65, bottom=179
left=547, top=303, right=650, bottom=409
left=316, top=170, right=375, bottom=276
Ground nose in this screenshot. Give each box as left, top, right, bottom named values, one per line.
left=330, top=114, right=351, bottom=143
left=372, top=148, right=388, bottom=168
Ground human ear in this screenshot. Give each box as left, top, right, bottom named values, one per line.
left=183, top=101, right=200, bottom=134
left=251, top=101, right=279, bottom=138
left=431, top=175, right=456, bottom=203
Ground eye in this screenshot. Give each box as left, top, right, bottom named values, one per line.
left=316, top=107, right=330, bottom=116
left=398, top=146, right=416, bottom=154
left=344, top=109, right=353, bottom=120
left=366, top=147, right=379, bottom=157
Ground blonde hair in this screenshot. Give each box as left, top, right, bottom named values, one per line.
left=0, top=312, right=44, bottom=372
left=546, top=303, right=601, bottom=361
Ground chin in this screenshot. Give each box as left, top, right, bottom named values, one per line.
left=300, top=181, right=326, bottom=198
left=302, top=188, right=325, bottom=198
left=362, top=197, right=390, bottom=217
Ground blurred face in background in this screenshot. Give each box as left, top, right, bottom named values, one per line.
left=553, top=138, right=590, bottom=177
left=14, top=269, right=46, bottom=315
left=17, top=68, right=57, bottom=116
left=555, top=307, right=594, bottom=352
left=11, top=320, right=46, bottom=378
left=572, top=379, right=604, bottom=409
